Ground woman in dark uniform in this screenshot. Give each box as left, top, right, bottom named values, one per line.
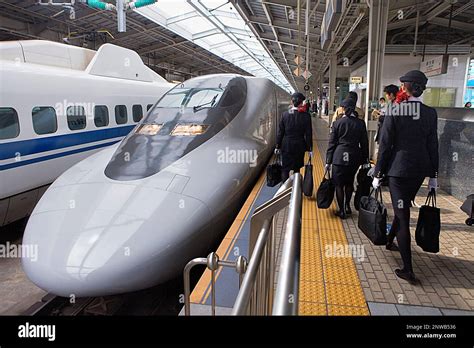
left=373, top=70, right=439, bottom=283
left=326, top=98, right=369, bottom=219
left=275, top=92, right=313, bottom=182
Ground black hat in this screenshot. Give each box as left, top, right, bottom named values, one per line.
left=341, top=97, right=356, bottom=109
left=291, top=92, right=306, bottom=103
left=400, top=70, right=428, bottom=85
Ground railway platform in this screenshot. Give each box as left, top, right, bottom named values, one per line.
left=183, top=116, right=474, bottom=316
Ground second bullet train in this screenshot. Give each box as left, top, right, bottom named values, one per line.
left=22, top=74, right=289, bottom=297
left=0, top=40, right=172, bottom=227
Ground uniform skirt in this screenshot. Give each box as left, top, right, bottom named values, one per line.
left=388, top=176, right=425, bottom=209
left=332, top=164, right=359, bottom=186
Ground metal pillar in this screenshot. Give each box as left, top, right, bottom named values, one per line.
left=365, top=0, right=389, bottom=159
left=117, top=0, right=126, bottom=33
left=329, top=54, right=337, bottom=115
left=317, top=77, right=323, bottom=117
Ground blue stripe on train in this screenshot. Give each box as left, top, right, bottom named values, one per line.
left=0, top=125, right=135, bottom=160
left=0, top=140, right=120, bottom=171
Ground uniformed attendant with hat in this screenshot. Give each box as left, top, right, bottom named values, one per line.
left=275, top=92, right=313, bottom=182
left=372, top=70, right=439, bottom=284
left=326, top=97, right=369, bottom=219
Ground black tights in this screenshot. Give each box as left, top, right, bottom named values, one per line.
left=390, top=207, right=412, bottom=272
left=335, top=184, right=354, bottom=211
left=388, top=176, right=424, bottom=273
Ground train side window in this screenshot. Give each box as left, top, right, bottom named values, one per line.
left=32, top=107, right=57, bottom=135
left=147, top=104, right=153, bottom=111
left=94, top=105, right=109, bottom=127
left=0, top=107, right=20, bottom=140
left=67, top=106, right=86, bottom=131
left=115, top=105, right=128, bottom=125
left=132, top=105, right=143, bottom=123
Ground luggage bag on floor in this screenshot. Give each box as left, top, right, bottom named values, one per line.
left=354, top=165, right=372, bottom=211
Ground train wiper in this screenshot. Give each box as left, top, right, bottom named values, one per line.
left=193, top=94, right=218, bottom=112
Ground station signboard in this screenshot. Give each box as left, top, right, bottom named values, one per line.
left=350, top=76, right=363, bottom=84
left=420, top=55, right=448, bottom=77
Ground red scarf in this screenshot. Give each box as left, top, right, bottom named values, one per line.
left=297, top=103, right=309, bottom=113
left=395, top=89, right=409, bottom=104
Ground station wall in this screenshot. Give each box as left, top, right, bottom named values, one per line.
left=349, top=54, right=470, bottom=108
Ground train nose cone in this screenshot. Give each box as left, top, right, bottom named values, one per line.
left=21, top=182, right=211, bottom=297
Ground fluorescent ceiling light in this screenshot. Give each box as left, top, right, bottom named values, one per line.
left=135, top=0, right=294, bottom=93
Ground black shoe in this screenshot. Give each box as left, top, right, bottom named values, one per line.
left=395, top=269, right=417, bottom=284
left=335, top=210, right=347, bottom=219
left=345, top=205, right=352, bottom=215
left=386, top=242, right=399, bottom=251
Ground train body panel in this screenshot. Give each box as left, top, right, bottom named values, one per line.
left=22, top=74, right=290, bottom=296
left=0, top=40, right=173, bottom=226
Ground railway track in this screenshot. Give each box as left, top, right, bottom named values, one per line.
left=23, top=276, right=185, bottom=316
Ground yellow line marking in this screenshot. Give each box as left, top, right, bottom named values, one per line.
left=298, top=133, right=368, bottom=315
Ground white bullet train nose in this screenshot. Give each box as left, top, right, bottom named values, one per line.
left=22, top=180, right=211, bottom=297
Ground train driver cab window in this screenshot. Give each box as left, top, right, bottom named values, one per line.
left=67, top=106, right=87, bottom=131
left=115, top=105, right=128, bottom=125
left=146, top=104, right=154, bottom=111
left=0, top=107, right=20, bottom=140
left=94, top=105, right=109, bottom=127
left=132, top=105, right=143, bottom=123
left=32, top=107, right=57, bottom=135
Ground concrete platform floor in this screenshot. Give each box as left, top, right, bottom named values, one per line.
left=0, top=218, right=46, bottom=315
left=315, top=115, right=474, bottom=315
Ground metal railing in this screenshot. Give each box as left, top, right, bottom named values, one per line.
left=182, top=173, right=302, bottom=316
left=232, top=173, right=302, bottom=315
left=183, top=252, right=247, bottom=316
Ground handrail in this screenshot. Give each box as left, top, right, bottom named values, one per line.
left=183, top=253, right=247, bottom=316
left=232, top=173, right=302, bottom=315
left=272, top=173, right=302, bottom=315
left=182, top=173, right=303, bottom=316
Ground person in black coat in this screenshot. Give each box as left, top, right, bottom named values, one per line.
left=275, top=92, right=313, bottom=182
left=373, top=70, right=439, bottom=284
left=326, top=97, right=369, bottom=219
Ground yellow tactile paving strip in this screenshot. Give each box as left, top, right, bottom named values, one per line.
left=189, top=170, right=267, bottom=304
left=298, top=140, right=369, bottom=316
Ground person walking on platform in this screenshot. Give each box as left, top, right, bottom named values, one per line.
left=275, top=92, right=313, bottom=183
left=373, top=85, right=399, bottom=144
left=372, top=70, right=439, bottom=284
left=331, top=91, right=364, bottom=127
left=326, top=97, right=369, bottom=219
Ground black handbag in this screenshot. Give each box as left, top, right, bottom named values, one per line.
left=316, top=168, right=335, bottom=209
left=266, top=154, right=282, bottom=187
left=358, top=188, right=388, bottom=245
left=354, top=165, right=372, bottom=211
left=415, top=190, right=441, bottom=253
left=303, top=155, right=314, bottom=197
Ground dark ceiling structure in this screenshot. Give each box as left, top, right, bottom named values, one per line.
left=0, top=0, right=473, bottom=90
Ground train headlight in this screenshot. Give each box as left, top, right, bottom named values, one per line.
left=170, top=124, right=209, bottom=136
left=136, top=124, right=163, bottom=135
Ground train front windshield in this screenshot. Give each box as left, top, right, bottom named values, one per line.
left=156, top=88, right=225, bottom=110
left=105, top=75, right=247, bottom=181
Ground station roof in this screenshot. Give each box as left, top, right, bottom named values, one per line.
left=135, top=0, right=294, bottom=92
left=0, top=0, right=473, bottom=91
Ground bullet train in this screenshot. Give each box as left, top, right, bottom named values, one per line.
left=0, top=40, right=173, bottom=227
left=22, top=74, right=289, bottom=297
